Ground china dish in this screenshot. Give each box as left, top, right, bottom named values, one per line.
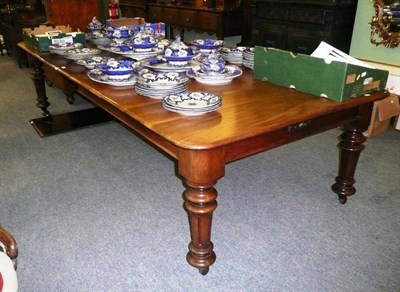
left=75, top=56, right=111, bottom=69
left=87, top=69, right=137, bottom=87
left=97, top=59, right=140, bottom=78
left=64, top=48, right=101, bottom=60
left=162, top=91, right=222, bottom=116
left=191, top=39, right=223, bottom=52
left=187, top=65, right=242, bottom=85
left=86, top=16, right=103, bottom=32
left=129, top=27, right=157, bottom=52
left=49, top=43, right=83, bottom=55
left=135, top=70, right=188, bottom=99
left=163, top=35, right=194, bottom=66
left=219, top=46, right=247, bottom=64
left=242, top=47, right=255, bottom=69
left=98, top=43, right=160, bottom=60
left=142, top=57, right=200, bottom=72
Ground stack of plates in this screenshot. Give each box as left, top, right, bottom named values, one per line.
left=135, top=70, right=188, bottom=99
left=49, top=43, right=83, bottom=55
left=64, top=48, right=101, bottom=60
left=162, top=91, right=222, bottom=116
left=187, top=65, right=242, bottom=85
left=242, top=47, right=255, bottom=69
left=219, top=47, right=246, bottom=64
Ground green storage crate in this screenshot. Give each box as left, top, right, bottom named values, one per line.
left=253, top=46, right=389, bottom=102
left=23, top=25, right=86, bottom=52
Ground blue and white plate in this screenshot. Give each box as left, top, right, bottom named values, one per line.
left=142, top=57, right=201, bottom=72
left=137, top=70, right=188, bottom=89
left=191, top=39, right=223, bottom=52
left=76, top=56, right=111, bottom=69
left=187, top=65, right=242, bottom=85
left=98, top=43, right=160, bottom=60
left=64, top=48, right=101, bottom=60
left=49, top=43, right=83, bottom=55
left=87, top=69, right=136, bottom=87
left=162, top=91, right=222, bottom=116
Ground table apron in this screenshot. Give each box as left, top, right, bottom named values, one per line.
left=224, top=105, right=367, bottom=163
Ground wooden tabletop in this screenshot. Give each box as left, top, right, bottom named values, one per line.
left=19, top=43, right=388, bottom=151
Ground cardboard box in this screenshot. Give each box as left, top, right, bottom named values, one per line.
left=106, top=18, right=166, bottom=38
left=23, top=25, right=86, bottom=52
left=364, top=94, right=400, bottom=138
left=253, top=46, right=390, bottom=102
left=134, top=22, right=166, bottom=37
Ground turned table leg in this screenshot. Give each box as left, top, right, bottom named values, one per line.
left=178, top=149, right=225, bottom=275
left=331, top=104, right=374, bottom=204
left=29, top=57, right=51, bottom=117
left=184, top=183, right=218, bottom=275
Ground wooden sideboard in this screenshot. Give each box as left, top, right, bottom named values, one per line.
left=119, top=0, right=153, bottom=19
left=43, top=0, right=101, bottom=32
left=251, top=0, right=358, bottom=54
left=146, top=3, right=244, bottom=39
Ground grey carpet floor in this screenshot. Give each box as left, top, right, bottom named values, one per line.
left=1, top=55, right=400, bottom=291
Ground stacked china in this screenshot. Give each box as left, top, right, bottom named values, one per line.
left=135, top=70, right=188, bottom=99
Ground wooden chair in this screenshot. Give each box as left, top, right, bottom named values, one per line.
left=0, top=226, right=18, bottom=291
left=0, top=226, right=18, bottom=268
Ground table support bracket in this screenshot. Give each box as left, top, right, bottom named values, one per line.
left=30, top=107, right=112, bottom=137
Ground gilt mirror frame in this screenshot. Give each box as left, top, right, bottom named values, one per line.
left=370, top=0, right=400, bottom=48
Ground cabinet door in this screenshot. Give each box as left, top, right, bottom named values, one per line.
left=120, top=6, right=147, bottom=19
left=147, top=6, right=163, bottom=22
left=253, top=21, right=286, bottom=49
left=286, top=25, right=326, bottom=54
left=179, top=10, right=198, bottom=29
left=163, top=7, right=180, bottom=26
left=197, top=12, right=220, bottom=33
left=43, top=0, right=100, bottom=32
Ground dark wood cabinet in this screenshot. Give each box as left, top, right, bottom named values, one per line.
left=251, top=0, right=358, bottom=54
left=119, top=0, right=151, bottom=19
left=147, top=4, right=244, bottom=39
left=0, top=0, right=45, bottom=65
left=43, top=0, right=101, bottom=32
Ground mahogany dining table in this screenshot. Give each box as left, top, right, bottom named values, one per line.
left=18, top=42, right=389, bottom=275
